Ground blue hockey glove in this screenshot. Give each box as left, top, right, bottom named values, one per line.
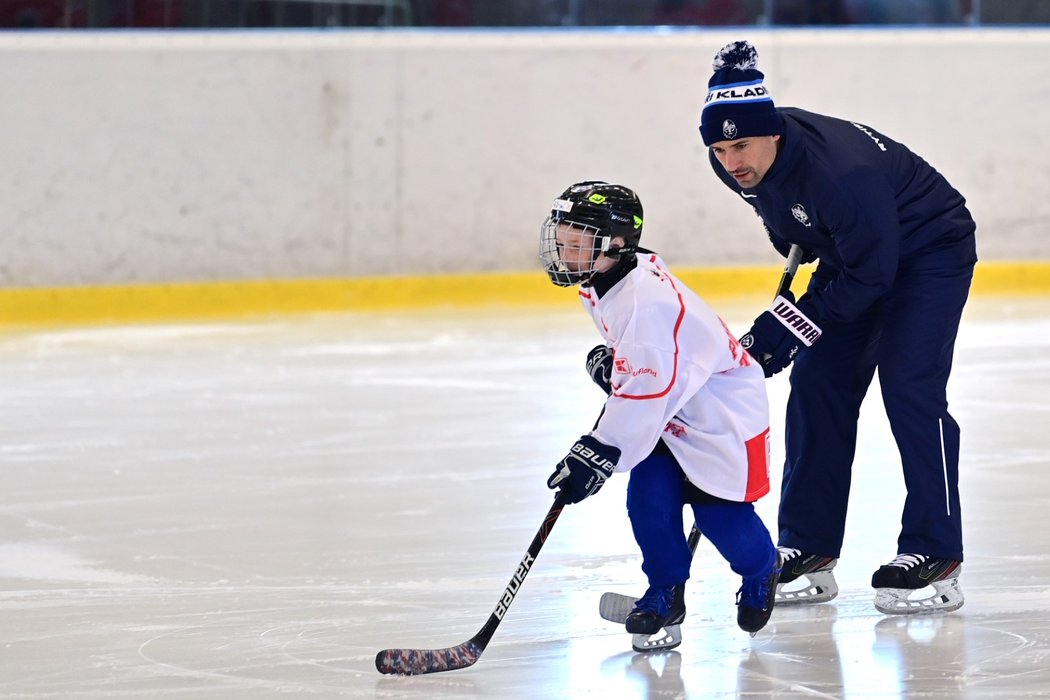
left=547, top=435, right=620, bottom=504
left=585, top=344, right=614, bottom=395
left=740, top=291, right=823, bottom=378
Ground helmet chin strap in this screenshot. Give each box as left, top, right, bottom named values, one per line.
left=586, top=247, right=639, bottom=296
left=605, top=240, right=642, bottom=262
left=601, top=234, right=633, bottom=260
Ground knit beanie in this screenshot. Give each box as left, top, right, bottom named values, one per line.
left=699, top=40, right=783, bottom=146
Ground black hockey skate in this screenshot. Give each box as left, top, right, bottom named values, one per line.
left=624, top=583, right=686, bottom=653
left=775, top=547, right=839, bottom=605
left=736, top=557, right=782, bottom=637
left=872, top=554, right=964, bottom=615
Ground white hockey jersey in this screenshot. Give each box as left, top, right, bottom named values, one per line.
left=583, top=253, right=771, bottom=502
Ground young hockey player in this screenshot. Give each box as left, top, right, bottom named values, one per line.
left=540, top=180, right=781, bottom=651
left=699, top=40, right=975, bottom=614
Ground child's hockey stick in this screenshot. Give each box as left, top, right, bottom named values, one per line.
left=598, top=525, right=702, bottom=624
left=375, top=489, right=572, bottom=675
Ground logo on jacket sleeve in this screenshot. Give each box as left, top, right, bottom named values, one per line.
left=791, top=204, right=812, bottom=227
left=851, top=121, right=888, bottom=152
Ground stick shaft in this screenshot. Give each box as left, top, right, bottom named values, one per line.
left=775, top=244, right=804, bottom=298
left=686, top=523, right=701, bottom=554
left=471, top=488, right=571, bottom=650
left=375, top=489, right=572, bottom=675
left=753, top=244, right=806, bottom=363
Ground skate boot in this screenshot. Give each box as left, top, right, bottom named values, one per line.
left=872, top=554, right=964, bottom=615
left=737, top=555, right=782, bottom=637
left=775, top=547, right=839, bottom=605
left=625, top=583, right=686, bottom=653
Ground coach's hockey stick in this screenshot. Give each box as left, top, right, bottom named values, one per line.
left=776, top=244, right=804, bottom=298
left=752, top=244, right=806, bottom=362
left=375, top=488, right=572, bottom=675
left=598, top=525, right=702, bottom=624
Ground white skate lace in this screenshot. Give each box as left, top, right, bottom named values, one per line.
left=886, top=553, right=927, bottom=569
left=777, top=546, right=801, bottom=560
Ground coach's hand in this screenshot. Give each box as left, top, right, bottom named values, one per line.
left=547, top=435, right=620, bottom=504
left=740, top=291, right=822, bottom=378
left=585, top=344, right=614, bottom=395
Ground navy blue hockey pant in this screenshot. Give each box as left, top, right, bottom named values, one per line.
left=626, top=441, right=776, bottom=587
left=778, top=256, right=974, bottom=562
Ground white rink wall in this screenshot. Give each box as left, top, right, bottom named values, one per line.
left=1, top=29, right=1048, bottom=288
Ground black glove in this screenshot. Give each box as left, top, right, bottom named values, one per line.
left=740, top=291, right=822, bottom=378
left=585, top=344, right=614, bottom=395
left=547, top=435, right=620, bottom=504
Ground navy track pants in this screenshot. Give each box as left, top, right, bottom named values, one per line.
left=778, top=257, right=973, bottom=561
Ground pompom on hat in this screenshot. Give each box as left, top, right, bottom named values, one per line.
left=699, top=40, right=783, bottom=146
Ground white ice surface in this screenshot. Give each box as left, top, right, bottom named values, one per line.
left=1, top=298, right=1049, bottom=699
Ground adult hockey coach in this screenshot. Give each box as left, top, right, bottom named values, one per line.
left=700, top=40, right=977, bottom=615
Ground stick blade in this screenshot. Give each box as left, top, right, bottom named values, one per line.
left=375, top=641, right=482, bottom=675
left=599, top=592, right=638, bottom=625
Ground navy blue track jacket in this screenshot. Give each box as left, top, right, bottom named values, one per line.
left=709, top=107, right=977, bottom=325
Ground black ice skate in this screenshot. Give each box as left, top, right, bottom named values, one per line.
left=736, top=556, right=782, bottom=637
left=871, top=554, right=964, bottom=615
left=624, top=583, right=686, bottom=653
left=775, top=547, right=839, bottom=605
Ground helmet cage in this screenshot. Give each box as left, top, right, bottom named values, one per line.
left=540, top=216, right=612, bottom=287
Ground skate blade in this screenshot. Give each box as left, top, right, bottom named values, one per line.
left=874, top=578, right=964, bottom=615
left=599, top=592, right=638, bottom=625
left=775, top=571, right=839, bottom=606
left=632, top=624, right=682, bottom=653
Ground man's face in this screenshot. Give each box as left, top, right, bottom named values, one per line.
left=709, top=134, right=781, bottom=188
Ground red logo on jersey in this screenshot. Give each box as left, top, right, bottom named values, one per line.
left=614, top=357, right=658, bottom=379
left=719, top=317, right=752, bottom=367
left=664, top=422, right=687, bottom=439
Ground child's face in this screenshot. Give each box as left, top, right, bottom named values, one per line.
left=556, top=222, right=616, bottom=276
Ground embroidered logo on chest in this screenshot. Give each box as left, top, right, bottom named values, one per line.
left=791, top=203, right=812, bottom=227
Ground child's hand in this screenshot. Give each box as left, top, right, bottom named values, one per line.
left=585, top=344, right=614, bottom=395
left=547, top=435, right=620, bottom=504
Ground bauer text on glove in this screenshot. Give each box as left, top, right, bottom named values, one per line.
left=547, top=435, right=620, bottom=504
left=740, top=292, right=822, bottom=377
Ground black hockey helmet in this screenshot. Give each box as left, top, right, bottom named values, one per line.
left=539, top=181, right=644, bottom=287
